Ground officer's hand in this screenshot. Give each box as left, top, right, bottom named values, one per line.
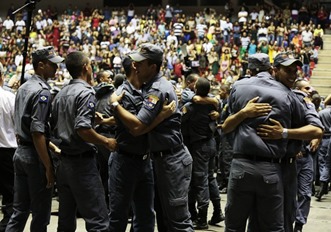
left=241, top=96, right=272, bottom=118
left=45, top=168, right=55, bottom=189
left=105, top=138, right=117, bottom=151
left=209, top=110, right=220, bottom=120
left=257, top=118, right=283, bottom=139
left=95, top=112, right=104, bottom=124
left=296, top=151, right=303, bottom=159
left=310, top=138, right=320, bottom=152
left=109, top=91, right=125, bottom=104
left=160, top=99, right=176, bottom=120
left=102, top=116, right=117, bottom=126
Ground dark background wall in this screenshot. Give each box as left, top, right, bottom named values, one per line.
left=1, top=0, right=232, bottom=19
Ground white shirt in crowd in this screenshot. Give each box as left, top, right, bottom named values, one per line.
left=0, top=87, right=17, bottom=148
left=3, top=18, right=14, bottom=30
left=15, top=19, right=26, bottom=32
left=302, top=30, right=313, bottom=43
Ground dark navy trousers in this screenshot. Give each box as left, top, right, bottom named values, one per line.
left=108, top=151, right=155, bottom=232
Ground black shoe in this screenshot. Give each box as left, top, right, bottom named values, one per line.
left=194, top=222, right=208, bottom=230
left=294, top=223, right=303, bottom=232
left=208, top=213, right=225, bottom=225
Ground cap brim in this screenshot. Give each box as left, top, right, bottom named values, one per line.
left=129, top=53, right=147, bottom=62
left=281, top=59, right=303, bottom=67
left=49, top=56, right=64, bottom=64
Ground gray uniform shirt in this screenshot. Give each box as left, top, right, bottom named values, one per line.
left=137, top=74, right=182, bottom=152
left=286, top=90, right=324, bottom=156
left=228, top=71, right=305, bottom=158
left=15, top=75, right=52, bottom=143
left=182, top=94, right=217, bottom=143
left=115, top=80, right=148, bottom=154
left=51, top=79, right=96, bottom=155
left=318, top=106, right=331, bottom=134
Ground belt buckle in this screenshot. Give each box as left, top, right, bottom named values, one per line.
left=143, top=154, right=148, bottom=160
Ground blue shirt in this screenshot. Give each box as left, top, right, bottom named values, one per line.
left=51, top=79, right=96, bottom=155
left=228, top=71, right=305, bottom=158
left=137, top=74, right=182, bottom=152
left=286, top=90, right=324, bottom=156
left=114, top=81, right=149, bottom=154
left=182, top=97, right=217, bottom=143
left=15, top=75, right=52, bottom=143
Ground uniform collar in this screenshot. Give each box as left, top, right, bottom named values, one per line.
left=143, top=73, right=162, bottom=89
left=69, top=78, right=93, bottom=89
left=31, top=74, right=51, bottom=89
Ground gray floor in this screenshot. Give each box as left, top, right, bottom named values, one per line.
left=6, top=192, right=330, bottom=232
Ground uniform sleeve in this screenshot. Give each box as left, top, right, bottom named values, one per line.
left=74, top=92, right=96, bottom=130
left=303, top=102, right=324, bottom=130
left=136, top=88, right=164, bottom=125
left=181, top=89, right=195, bottom=105
left=181, top=102, right=193, bottom=122
left=291, top=93, right=324, bottom=130
left=30, top=89, right=52, bottom=133
left=227, top=87, right=236, bottom=116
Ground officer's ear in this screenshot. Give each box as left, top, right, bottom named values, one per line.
left=38, top=60, right=47, bottom=71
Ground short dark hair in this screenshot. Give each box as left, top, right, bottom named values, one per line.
left=65, top=51, right=89, bottom=78
left=122, top=56, right=133, bottom=76
left=113, top=74, right=126, bottom=88
left=186, top=73, right=199, bottom=85
left=96, top=70, right=113, bottom=83
left=195, top=77, right=210, bottom=97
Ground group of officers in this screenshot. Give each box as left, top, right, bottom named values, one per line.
left=0, top=42, right=329, bottom=232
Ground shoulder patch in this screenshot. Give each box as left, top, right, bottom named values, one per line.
left=39, top=94, right=49, bottom=103
left=87, top=100, right=95, bottom=110
left=144, top=95, right=159, bottom=110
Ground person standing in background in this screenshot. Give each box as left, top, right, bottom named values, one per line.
left=0, top=62, right=16, bottom=232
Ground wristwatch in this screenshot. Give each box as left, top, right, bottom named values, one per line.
left=110, top=101, right=119, bottom=110
left=281, top=128, right=288, bottom=139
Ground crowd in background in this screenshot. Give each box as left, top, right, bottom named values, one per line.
left=0, top=0, right=329, bottom=94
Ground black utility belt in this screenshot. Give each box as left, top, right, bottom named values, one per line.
left=323, top=134, right=331, bottom=139
left=118, top=149, right=150, bottom=160
left=18, top=141, right=33, bottom=146
left=61, top=150, right=95, bottom=158
left=152, top=144, right=184, bottom=158
left=233, top=153, right=282, bottom=163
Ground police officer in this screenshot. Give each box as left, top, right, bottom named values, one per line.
left=315, top=96, right=331, bottom=201
left=221, top=53, right=310, bottom=231
left=293, top=80, right=321, bottom=232
left=6, top=46, right=63, bottom=232
left=94, top=70, right=116, bottom=206
left=181, top=77, right=219, bottom=229
left=217, top=84, right=233, bottom=194
left=51, top=51, right=116, bottom=232
left=107, top=57, right=174, bottom=232
left=110, top=43, right=194, bottom=231
left=252, top=54, right=323, bottom=232
left=180, top=74, right=225, bottom=226
left=107, top=56, right=154, bottom=232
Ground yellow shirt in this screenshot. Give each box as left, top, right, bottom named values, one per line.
left=314, top=28, right=324, bottom=37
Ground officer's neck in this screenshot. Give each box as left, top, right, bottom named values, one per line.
left=35, top=71, right=48, bottom=82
